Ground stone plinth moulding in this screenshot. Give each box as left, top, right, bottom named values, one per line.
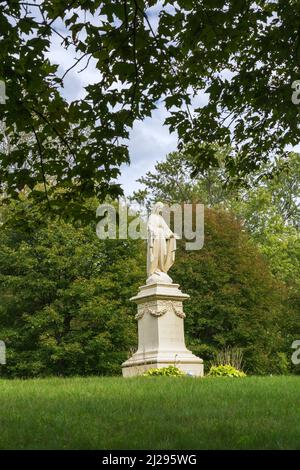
left=121, top=282, right=203, bottom=377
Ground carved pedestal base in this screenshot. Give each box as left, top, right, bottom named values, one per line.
left=122, top=283, right=203, bottom=377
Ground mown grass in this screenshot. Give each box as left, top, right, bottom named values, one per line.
left=0, top=376, right=299, bottom=449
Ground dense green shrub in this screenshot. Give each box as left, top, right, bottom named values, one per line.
left=171, top=209, right=289, bottom=375
left=143, top=366, right=184, bottom=377
left=208, top=365, right=246, bottom=378
left=0, top=201, right=145, bottom=377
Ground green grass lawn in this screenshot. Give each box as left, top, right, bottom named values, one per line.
left=0, top=376, right=299, bottom=450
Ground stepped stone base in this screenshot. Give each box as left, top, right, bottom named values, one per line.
left=122, top=282, right=203, bottom=377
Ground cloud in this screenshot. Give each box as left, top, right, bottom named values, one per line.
left=119, top=103, right=178, bottom=195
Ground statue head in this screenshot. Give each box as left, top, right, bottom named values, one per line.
left=152, top=201, right=164, bottom=215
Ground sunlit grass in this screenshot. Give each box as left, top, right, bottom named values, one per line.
left=0, top=376, right=299, bottom=449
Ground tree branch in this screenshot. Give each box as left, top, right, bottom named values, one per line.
left=30, top=123, right=51, bottom=210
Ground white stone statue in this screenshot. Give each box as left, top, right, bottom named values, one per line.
left=146, top=202, right=177, bottom=284
left=122, top=200, right=204, bottom=377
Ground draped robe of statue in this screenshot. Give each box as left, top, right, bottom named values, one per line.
left=147, top=204, right=176, bottom=281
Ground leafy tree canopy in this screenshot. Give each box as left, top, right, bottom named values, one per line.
left=0, top=197, right=145, bottom=377
left=1, top=0, right=300, bottom=215
left=133, top=145, right=235, bottom=207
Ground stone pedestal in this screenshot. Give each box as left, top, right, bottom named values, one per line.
left=122, top=282, right=203, bottom=377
